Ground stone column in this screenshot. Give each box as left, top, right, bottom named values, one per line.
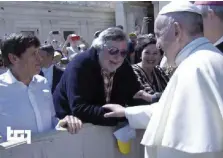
left=115, top=1, right=128, bottom=32
left=152, top=1, right=159, bottom=19
left=152, top=1, right=170, bottom=19
left=0, top=19, right=6, bottom=37
left=40, top=19, right=52, bottom=43
left=159, top=1, right=170, bottom=11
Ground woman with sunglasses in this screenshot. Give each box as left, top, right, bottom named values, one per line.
left=53, top=27, right=143, bottom=158
left=132, top=37, right=169, bottom=104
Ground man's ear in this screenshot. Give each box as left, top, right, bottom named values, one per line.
left=173, top=22, right=182, bottom=41
left=8, top=53, right=19, bottom=65
left=173, top=22, right=181, bottom=37
left=208, top=9, right=216, bottom=20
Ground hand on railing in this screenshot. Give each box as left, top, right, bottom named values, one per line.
left=56, top=115, right=82, bottom=134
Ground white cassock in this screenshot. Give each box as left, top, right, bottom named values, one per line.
left=125, top=37, right=223, bottom=158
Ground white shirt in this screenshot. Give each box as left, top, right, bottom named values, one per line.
left=125, top=37, right=223, bottom=158
left=42, top=65, right=54, bottom=89
left=214, top=35, right=223, bottom=46
left=0, top=70, right=57, bottom=142
left=66, top=46, right=79, bottom=61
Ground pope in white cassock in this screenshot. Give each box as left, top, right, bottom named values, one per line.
left=103, top=1, right=223, bottom=158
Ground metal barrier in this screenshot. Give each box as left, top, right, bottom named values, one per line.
left=0, top=124, right=145, bottom=158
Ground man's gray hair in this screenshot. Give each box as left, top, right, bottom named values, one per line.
left=163, top=11, right=203, bottom=36
left=92, top=27, right=127, bottom=49
left=197, top=4, right=223, bottom=21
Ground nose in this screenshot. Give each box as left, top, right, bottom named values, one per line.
left=113, top=53, right=123, bottom=60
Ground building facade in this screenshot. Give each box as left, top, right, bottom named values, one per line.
left=0, top=1, right=115, bottom=44
left=0, top=1, right=168, bottom=44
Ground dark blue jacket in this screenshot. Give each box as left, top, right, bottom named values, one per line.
left=39, top=65, right=64, bottom=93
left=52, top=66, right=64, bottom=93
left=216, top=41, right=223, bottom=53
left=53, top=47, right=141, bottom=126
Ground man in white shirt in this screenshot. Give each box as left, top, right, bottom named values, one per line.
left=195, top=1, right=223, bottom=52
left=0, top=33, right=82, bottom=142
left=39, top=44, right=64, bottom=93
left=103, top=1, right=223, bottom=158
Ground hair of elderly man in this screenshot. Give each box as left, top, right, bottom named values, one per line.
left=1, top=33, right=40, bottom=67
left=197, top=5, right=223, bottom=21
left=91, top=27, right=127, bottom=50
left=160, top=11, right=204, bottom=37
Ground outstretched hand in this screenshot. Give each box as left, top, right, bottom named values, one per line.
left=102, top=104, right=126, bottom=118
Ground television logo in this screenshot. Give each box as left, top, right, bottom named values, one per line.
left=7, top=127, right=31, bottom=144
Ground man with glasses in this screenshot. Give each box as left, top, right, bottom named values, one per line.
left=54, top=27, right=141, bottom=125
left=53, top=27, right=142, bottom=158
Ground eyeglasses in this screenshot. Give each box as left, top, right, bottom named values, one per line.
left=105, top=46, right=128, bottom=58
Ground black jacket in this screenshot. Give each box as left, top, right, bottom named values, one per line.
left=39, top=66, right=64, bottom=93
left=216, top=41, right=223, bottom=53
left=52, top=66, right=64, bottom=93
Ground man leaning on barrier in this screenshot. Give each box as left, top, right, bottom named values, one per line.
left=0, top=33, right=82, bottom=143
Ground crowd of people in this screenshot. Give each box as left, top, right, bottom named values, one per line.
left=0, top=1, right=223, bottom=158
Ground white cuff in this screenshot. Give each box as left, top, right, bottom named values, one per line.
left=125, top=105, right=155, bottom=129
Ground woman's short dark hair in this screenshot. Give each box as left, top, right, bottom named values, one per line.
left=1, top=33, right=40, bottom=67
left=135, top=37, right=164, bottom=56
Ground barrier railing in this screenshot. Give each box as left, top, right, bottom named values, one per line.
left=0, top=124, right=145, bottom=158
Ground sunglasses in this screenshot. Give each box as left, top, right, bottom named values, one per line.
left=106, top=46, right=128, bottom=58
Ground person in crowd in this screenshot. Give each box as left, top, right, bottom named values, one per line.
left=132, top=37, right=169, bottom=104
left=53, top=27, right=142, bottom=125
left=0, top=34, right=82, bottom=142
left=47, top=31, right=64, bottom=51
left=78, top=44, right=87, bottom=53
left=62, top=34, right=88, bottom=61
left=39, top=44, right=64, bottom=93
left=134, top=34, right=153, bottom=64
left=195, top=1, right=223, bottom=52
left=51, top=39, right=59, bottom=50
left=58, top=57, right=69, bottom=70
left=103, top=1, right=223, bottom=158
left=53, top=27, right=144, bottom=158
left=127, top=33, right=137, bottom=64
left=140, top=17, right=153, bottom=36
left=53, top=50, right=63, bottom=65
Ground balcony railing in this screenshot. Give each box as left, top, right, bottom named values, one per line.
left=0, top=124, right=144, bottom=158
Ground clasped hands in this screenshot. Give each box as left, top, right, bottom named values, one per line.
left=57, top=90, right=150, bottom=134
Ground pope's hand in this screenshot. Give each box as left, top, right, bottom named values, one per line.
left=103, top=104, right=126, bottom=118
left=57, top=115, right=82, bottom=134
left=133, top=90, right=145, bottom=99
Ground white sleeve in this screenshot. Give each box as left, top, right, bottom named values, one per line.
left=125, top=103, right=158, bottom=129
